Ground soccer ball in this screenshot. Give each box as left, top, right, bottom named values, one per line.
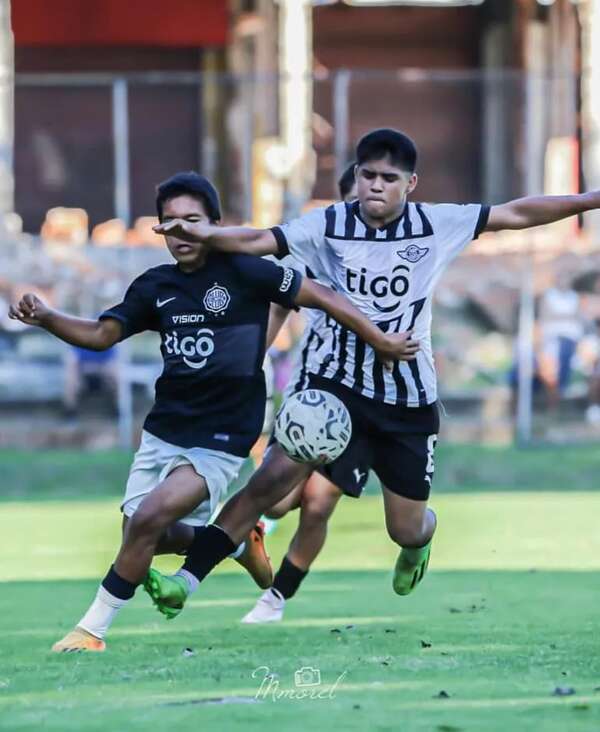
left=274, top=389, right=352, bottom=464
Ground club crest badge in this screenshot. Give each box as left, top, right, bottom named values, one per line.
left=203, top=282, right=230, bottom=315
left=397, top=244, right=429, bottom=264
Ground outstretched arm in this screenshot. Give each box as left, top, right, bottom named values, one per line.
left=486, top=191, right=600, bottom=231
left=9, top=293, right=122, bottom=350
left=294, top=278, right=419, bottom=368
left=154, top=219, right=278, bottom=257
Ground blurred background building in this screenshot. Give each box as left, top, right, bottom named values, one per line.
left=1, top=0, right=600, bottom=448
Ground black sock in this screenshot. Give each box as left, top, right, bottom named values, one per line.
left=272, top=556, right=308, bottom=600
left=101, top=565, right=137, bottom=600
left=176, top=526, right=205, bottom=556
left=182, top=524, right=236, bottom=583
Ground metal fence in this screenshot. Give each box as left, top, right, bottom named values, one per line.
left=14, top=68, right=581, bottom=227
left=3, top=67, right=596, bottom=448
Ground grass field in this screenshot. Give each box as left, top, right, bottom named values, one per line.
left=1, top=447, right=600, bottom=731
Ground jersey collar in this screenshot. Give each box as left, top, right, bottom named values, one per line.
left=352, top=199, right=408, bottom=239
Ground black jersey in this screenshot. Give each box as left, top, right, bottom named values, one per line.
left=100, top=252, right=302, bottom=456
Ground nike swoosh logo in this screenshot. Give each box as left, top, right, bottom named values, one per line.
left=156, top=297, right=176, bottom=308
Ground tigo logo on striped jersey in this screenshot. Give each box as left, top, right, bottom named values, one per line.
left=345, top=264, right=409, bottom=313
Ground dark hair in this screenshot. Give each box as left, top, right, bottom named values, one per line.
left=156, top=171, right=221, bottom=223
left=338, top=162, right=357, bottom=200
left=356, top=128, right=417, bottom=173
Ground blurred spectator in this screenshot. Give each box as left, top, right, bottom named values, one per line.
left=0, top=212, right=23, bottom=237
left=537, top=272, right=583, bottom=408
left=91, top=218, right=127, bottom=247
left=508, top=321, right=545, bottom=412
left=41, top=207, right=88, bottom=246
left=63, top=345, right=118, bottom=417
left=579, top=273, right=600, bottom=424
left=125, top=217, right=162, bottom=247
left=584, top=318, right=600, bottom=425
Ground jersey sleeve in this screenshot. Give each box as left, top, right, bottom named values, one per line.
left=233, top=254, right=302, bottom=308
left=429, top=203, right=490, bottom=265
left=99, top=272, right=156, bottom=339
left=270, top=207, right=327, bottom=271
left=263, top=252, right=308, bottom=277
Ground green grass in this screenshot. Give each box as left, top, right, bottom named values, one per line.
left=2, top=442, right=600, bottom=502
left=2, top=570, right=600, bottom=731
left=2, top=479, right=600, bottom=730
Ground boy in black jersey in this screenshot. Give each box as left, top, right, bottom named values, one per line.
left=10, top=171, right=417, bottom=651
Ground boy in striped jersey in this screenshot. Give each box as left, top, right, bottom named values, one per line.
left=146, top=127, right=600, bottom=618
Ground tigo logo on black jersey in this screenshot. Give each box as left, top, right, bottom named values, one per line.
left=164, top=328, right=215, bottom=370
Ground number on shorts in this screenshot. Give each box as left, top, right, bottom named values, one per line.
left=425, top=434, right=437, bottom=482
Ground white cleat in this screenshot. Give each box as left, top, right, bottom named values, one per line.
left=241, top=589, right=285, bottom=624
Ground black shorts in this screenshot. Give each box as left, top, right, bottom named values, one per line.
left=308, top=375, right=439, bottom=501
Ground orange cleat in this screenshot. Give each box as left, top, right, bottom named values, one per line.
left=234, top=522, right=273, bottom=589
left=51, top=627, right=106, bottom=653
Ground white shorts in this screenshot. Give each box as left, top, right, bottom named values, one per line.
left=122, top=430, right=245, bottom=527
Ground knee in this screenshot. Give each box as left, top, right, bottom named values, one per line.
left=386, top=521, right=426, bottom=548
left=264, top=505, right=288, bottom=520
left=127, top=504, right=168, bottom=539
left=301, top=495, right=336, bottom=525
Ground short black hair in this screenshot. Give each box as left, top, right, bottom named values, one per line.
left=356, top=128, right=417, bottom=173
left=156, top=171, right=221, bottom=223
left=338, top=162, right=357, bottom=200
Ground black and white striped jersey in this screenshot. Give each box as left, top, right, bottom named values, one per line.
left=272, top=200, right=489, bottom=407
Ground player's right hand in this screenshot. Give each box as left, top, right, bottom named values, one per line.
left=8, top=293, right=51, bottom=326
left=376, top=330, right=420, bottom=369
left=153, top=219, right=211, bottom=242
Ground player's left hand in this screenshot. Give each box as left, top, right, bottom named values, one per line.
left=375, top=331, right=420, bottom=370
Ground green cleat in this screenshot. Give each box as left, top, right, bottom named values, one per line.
left=392, top=539, right=432, bottom=596
left=143, top=568, right=189, bottom=620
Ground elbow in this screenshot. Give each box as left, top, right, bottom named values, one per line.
left=87, top=339, right=111, bottom=352
left=495, top=215, right=529, bottom=231
left=515, top=217, right=536, bottom=230
left=93, top=341, right=112, bottom=352
left=92, top=323, right=119, bottom=351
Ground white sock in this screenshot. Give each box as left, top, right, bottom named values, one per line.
left=175, top=568, right=200, bottom=595
left=230, top=541, right=246, bottom=560
left=78, top=585, right=131, bottom=640
left=174, top=541, right=245, bottom=595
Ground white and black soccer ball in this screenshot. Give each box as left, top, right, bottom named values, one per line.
left=274, top=389, right=352, bottom=464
